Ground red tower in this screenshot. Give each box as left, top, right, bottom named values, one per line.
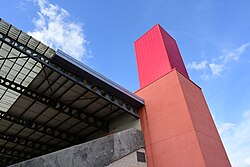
left=135, top=24, right=231, bottom=167
left=134, top=24, right=189, bottom=88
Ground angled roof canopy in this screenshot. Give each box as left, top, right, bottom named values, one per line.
left=0, top=18, right=144, bottom=166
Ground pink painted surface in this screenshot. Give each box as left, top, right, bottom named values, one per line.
left=134, top=24, right=188, bottom=88
left=134, top=25, right=230, bottom=166
left=135, top=70, right=231, bottom=167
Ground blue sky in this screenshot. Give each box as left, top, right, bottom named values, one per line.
left=1, top=0, right=250, bottom=166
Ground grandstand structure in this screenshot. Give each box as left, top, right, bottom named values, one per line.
left=0, top=19, right=231, bottom=167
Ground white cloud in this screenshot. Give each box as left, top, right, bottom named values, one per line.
left=222, top=43, right=250, bottom=63
left=187, top=60, right=207, bottom=70
left=188, top=43, right=249, bottom=79
left=245, top=157, right=250, bottom=166
left=217, top=122, right=235, bottom=134
left=218, top=110, right=250, bottom=167
left=200, top=74, right=210, bottom=80
left=209, top=63, right=223, bottom=76
left=28, top=0, right=88, bottom=61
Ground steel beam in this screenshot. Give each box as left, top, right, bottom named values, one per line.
left=0, top=131, right=58, bottom=153
left=0, top=76, right=108, bottom=132
left=0, top=146, right=34, bottom=160
left=0, top=110, right=81, bottom=144
left=0, top=155, right=18, bottom=166
left=0, top=32, right=139, bottom=118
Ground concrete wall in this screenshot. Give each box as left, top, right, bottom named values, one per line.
left=109, top=114, right=141, bottom=133
left=136, top=70, right=231, bottom=167
left=84, top=114, right=141, bottom=142
left=9, top=128, right=144, bottom=167
left=107, top=148, right=146, bottom=167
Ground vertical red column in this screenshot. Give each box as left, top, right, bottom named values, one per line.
left=134, top=25, right=231, bottom=167
left=134, top=24, right=189, bottom=88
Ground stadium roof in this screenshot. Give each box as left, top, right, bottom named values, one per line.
left=0, top=18, right=144, bottom=166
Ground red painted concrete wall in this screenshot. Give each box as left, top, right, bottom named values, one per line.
left=134, top=24, right=231, bottom=166
left=134, top=24, right=188, bottom=88
left=135, top=70, right=231, bottom=167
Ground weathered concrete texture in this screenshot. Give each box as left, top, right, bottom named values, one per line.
left=9, top=128, right=144, bottom=167
left=107, top=148, right=146, bottom=167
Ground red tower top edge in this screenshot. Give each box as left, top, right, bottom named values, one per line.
left=134, top=24, right=189, bottom=88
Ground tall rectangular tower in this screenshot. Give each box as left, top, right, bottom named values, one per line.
left=134, top=24, right=189, bottom=88
left=135, top=24, right=231, bottom=167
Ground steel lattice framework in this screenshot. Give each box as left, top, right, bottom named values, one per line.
left=0, top=18, right=144, bottom=166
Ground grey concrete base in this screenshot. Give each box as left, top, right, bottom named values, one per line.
left=106, top=148, right=146, bottom=167
left=9, top=128, right=144, bottom=167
